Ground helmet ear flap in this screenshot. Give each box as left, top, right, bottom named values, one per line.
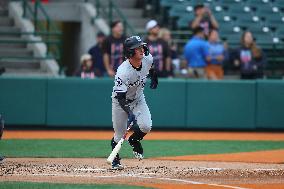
left=124, top=48, right=135, bottom=58
left=129, top=49, right=135, bottom=57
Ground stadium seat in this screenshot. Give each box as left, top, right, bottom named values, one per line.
left=177, top=14, right=194, bottom=29
left=271, top=0, right=284, bottom=10
left=254, top=5, right=282, bottom=19
left=245, top=0, right=271, bottom=6
left=160, top=0, right=184, bottom=8
left=169, top=3, right=194, bottom=18
left=219, top=0, right=245, bottom=7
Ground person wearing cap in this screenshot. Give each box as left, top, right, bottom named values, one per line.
left=190, top=4, right=218, bottom=37
left=88, top=32, right=106, bottom=77
left=77, top=54, right=95, bottom=79
left=144, top=20, right=172, bottom=77
left=102, top=21, right=127, bottom=77
left=110, top=35, right=157, bottom=169
left=184, top=26, right=210, bottom=78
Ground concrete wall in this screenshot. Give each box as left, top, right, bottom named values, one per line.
left=39, top=2, right=109, bottom=64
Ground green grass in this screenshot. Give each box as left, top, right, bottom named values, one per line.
left=0, top=139, right=284, bottom=158
left=0, top=182, right=152, bottom=189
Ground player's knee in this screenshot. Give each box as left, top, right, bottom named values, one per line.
left=138, top=120, right=152, bottom=133
left=114, top=133, right=123, bottom=143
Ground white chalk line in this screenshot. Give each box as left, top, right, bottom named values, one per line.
left=9, top=172, right=250, bottom=189
left=74, top=168, right=107, bottom=171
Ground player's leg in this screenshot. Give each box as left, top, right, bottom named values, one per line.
left=129, top=98, right=152, bottom=159
left=111, top=102, right=128, bottom=169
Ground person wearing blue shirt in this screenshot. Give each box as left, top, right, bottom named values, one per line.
left=184, top=26, right=209, bottom=78
left=88, top=32, right=106, bottom=77
left=206, top=29, right=226, bottom=79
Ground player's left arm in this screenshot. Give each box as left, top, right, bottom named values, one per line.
left=143, top=45, right=158, bottom=89
left=149, top=66, right=158, bottom=89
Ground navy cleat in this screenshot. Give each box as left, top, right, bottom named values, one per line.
left=111, top=157, right=123, bottom=170
left=0, top=156, right=5, bottom=163
left=128, top=127, right=146, bottom=160
left=110, top=137, right=123, bottom=170
left=128, top=138, right=144, bottom=160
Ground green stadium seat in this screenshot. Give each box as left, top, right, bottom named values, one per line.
left=219, top=24, right=242, bottom=46
left=275, top=27, right=284, bottom=39
left=245, top=0, right=271, bottom=6
left=255, top=5, right=281, bottom=15
left=169, top=3, right=194, bottom=18
left=214, top=13, right=234, bottom=25
left=254, top=34, right=281, bottom=48
left=219, top=0, right=245, bottom=7
left=227, top=6, right=254, bottom=21
left=272, top=0, right=284, bottom=10
left=160, top=0, right=185, bottom=8
left=177, top=14, right=195, bottom=29
left=263, top=15, right=284, bottom=29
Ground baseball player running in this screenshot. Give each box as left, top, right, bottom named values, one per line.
left=110, top=36, right=158, bottom=169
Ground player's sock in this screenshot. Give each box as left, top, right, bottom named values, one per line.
left=128, top=127, right=146, bottom=159
left=111, top=137, right=120, bottom=160
left=111, top=137, right=123, bottom=169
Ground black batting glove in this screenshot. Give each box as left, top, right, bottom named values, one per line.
left=127, top=112, right=136, bottom=126
left=149, top=68, right=158, bottom=89
left=143, top=45, right=149, bottom=56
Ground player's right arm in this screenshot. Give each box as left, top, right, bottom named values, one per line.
left=113, top=74, right=135, bottom=124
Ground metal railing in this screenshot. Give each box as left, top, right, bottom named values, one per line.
left=91, top=0, right=135, bottom=35
left=22, top=0, right=62, bottom=64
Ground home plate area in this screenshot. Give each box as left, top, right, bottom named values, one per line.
left=1, top=158, right=284, bottom=189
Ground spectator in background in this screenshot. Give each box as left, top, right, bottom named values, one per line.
left=158, top=28, right=180, bottom=76
left=184, top=26, right=209, bottom=78
left=190, top=4, right=219, bottom=37
left=102, top=20, right=127, bottom=77
left=144, top=20, right=172, bottom=77
left=88, top=32, right=106, bottom=77
left=77, top=54, right=95, bottom=79
left=233, top=31, right=265, bottom=79
left=206, top=29, right=226, bottom=80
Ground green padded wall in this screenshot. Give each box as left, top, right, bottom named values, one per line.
left=256, top=80, right=284, bottom=129
left=144, top=79, right=187, bottom=128
left=2, top=77, right=283, bottom=130
left=46, top=78, right=113, bottom=127
left=186, top=80, right=256, bottom=129
left=0, top=77, right=47, bottom=125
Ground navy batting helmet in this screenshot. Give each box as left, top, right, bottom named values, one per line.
left=124, top=36, right=148, bottom=58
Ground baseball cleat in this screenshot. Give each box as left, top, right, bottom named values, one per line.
left=111, top=157, right=123, bottom=170
left=0, top=156, right=5, bottom=163
left=133, top=151, right=144, bottom=160
left=128, top=139, right=144, bottom=160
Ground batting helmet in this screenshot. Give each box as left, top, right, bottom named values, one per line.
left=124, top=36, right=147, bottom=58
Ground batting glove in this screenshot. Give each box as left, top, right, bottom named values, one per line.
left=149, top=68, right=158, bottom=89
left=143, top=45, right=149, bottom=56
left=127, top=112, right=136, bottom=126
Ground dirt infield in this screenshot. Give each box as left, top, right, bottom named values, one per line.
left=1, top=158, right=284, bottom=189
left=1, top=131, right=284, bottom=188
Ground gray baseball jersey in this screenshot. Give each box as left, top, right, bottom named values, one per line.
left=111, top=53, right=153, bottom=142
